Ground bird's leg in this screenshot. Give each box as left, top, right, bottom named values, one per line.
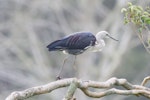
left=73, top=55, right=79, bottom=78
left=56, top=56, right=68, bottom=80
left=73, top=55, right=77, bottom=70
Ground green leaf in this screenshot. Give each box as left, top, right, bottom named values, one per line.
left=146, top=20, right=150, bottom=24
left=144, top=17, right=150, bottom=24
left=138, top=28, right=142, bottom=33
left=144, top=11, right=149, bottom=15
left=141, top=16, right=148, bottom=20
left=128, top=2, right=132, bottom=6
left=136, top=6, right=143, bottom=11
left=121, top=8, right=127, bottom=13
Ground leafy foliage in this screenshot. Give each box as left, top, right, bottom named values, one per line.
left=121, top=2, right=150, bottom=30
left=121, top=2, right=150, bottom=53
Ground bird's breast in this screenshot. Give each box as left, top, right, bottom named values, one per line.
left=90, top=40, right=105, bottom=52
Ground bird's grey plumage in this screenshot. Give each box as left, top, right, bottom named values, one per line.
left=47, top=32, right=96, bottom=55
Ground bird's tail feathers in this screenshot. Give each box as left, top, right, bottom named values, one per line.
left=47, top=40, right=64, bottom=51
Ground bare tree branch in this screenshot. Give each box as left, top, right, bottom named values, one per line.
left=63, top=81, right=78, bottom=100
left=6, top=77, right=150, bottom=100
left=141, top=76, right=150, bottom=86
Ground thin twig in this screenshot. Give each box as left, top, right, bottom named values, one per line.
left=141, top=76, right=150, bottom=86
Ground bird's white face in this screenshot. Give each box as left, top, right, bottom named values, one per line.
left=96, top=31, right=118, bottom=42
left=89, top=31, right=118, bottom=52
left=96, top=31, right=110, bottom=42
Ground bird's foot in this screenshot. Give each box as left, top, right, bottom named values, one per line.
left=72, top=97, right=76, bottom=100
left=56, top=75, right=62, bottom=80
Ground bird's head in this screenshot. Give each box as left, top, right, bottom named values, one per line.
left=96, top=31, right=118, bottom=41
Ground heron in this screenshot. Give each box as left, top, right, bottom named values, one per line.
left=47, top=31, right=118, bottom=79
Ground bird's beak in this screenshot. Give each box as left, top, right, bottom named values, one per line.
left=106, top=34, right=118, bottom=41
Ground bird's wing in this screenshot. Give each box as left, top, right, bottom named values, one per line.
left=47, top=40, right=65, bottom=51
left=62, top=32, right=96, bottom=50
left=47, top=32, right=96, bottom=51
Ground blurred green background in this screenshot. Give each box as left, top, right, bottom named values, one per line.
left=1, top=0, right=150, bottom=100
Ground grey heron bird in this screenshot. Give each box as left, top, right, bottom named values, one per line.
left=47, top=31, right=118, bottom=79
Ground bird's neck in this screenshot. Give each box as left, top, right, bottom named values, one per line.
left=101, top=40, right=105, bottom=46
left=97, top=39, right=105, bottom=44
left=89, top=40, right=105, bottom=52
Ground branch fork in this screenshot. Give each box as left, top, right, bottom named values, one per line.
left=6, top=77, right=150, bottom=100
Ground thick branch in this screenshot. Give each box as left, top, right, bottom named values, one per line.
left=6, top=78, right=76, bottom=100
left=63, top=80, right=78, bottom=100
left=6, top=77, right=150, bottom=100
